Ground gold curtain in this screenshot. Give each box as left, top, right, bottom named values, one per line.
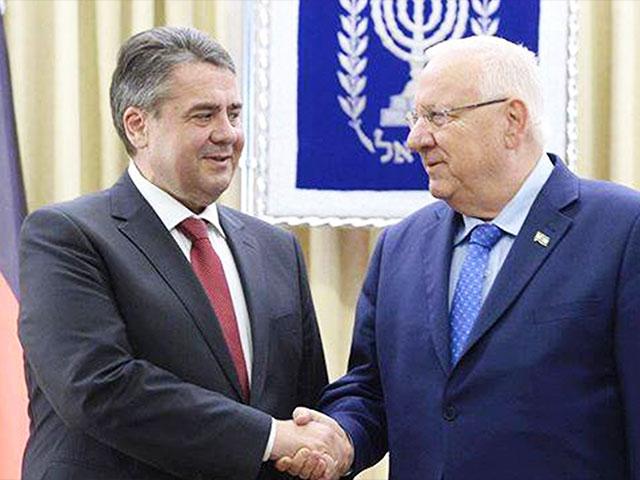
left=578, top=0, right=640, bottom=187
left=4, top=0, right=639, bottom=479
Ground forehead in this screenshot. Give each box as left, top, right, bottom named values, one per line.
left=415, top=55, right=481, bottom=107
left=164, top=61, right=240, bottom=105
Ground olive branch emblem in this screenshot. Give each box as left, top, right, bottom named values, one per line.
left=337, top=0, right=374, bottom=153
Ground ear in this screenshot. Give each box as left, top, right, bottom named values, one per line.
left=123, top=106, right=149, bottom=151
left=503, top=99, right=528, bottom=149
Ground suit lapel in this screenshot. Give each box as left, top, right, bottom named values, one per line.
left=423, top=204, right=458, bottom=375
left=457, top=158, right=579, bottom=363
left=110, top=174, right=245, bottom=400
left=218, top=208, right=271, bottom=407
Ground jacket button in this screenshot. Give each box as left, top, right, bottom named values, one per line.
left=443, top=405, right=457, bottom=421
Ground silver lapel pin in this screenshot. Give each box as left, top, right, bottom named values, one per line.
left=533, top=230, right=550, bottom=247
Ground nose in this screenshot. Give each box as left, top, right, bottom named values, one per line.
left=407, top=120, right=436, bottom=152
left=209, top=115, right=238, bottom=144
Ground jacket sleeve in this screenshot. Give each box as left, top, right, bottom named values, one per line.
left=292, top=235, right=328, bottom=408
left=318, top=230, right=389, bottom=475
left=18, top=206, right=272, bottom=480
left=615, top=210, right=640, bottom=477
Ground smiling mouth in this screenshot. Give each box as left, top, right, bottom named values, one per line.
left=202, top=154, right=232, bottom=162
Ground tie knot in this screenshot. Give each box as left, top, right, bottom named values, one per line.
left=178, top=217, right=209, bottom=242
left=469, top=223, right=503, bottom=249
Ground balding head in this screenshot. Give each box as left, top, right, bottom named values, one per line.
left=424, top=36, right=544, bottom=144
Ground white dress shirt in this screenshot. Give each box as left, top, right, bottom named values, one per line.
left=127, top=162, right=276, bottom=461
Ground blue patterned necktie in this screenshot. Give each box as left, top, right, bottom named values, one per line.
left=449, top=223, right=504, bottom=365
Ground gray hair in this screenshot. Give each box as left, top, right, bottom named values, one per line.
left=425, top=36, right=545, bottom=144
left=110, top=26, right=236, bottom=156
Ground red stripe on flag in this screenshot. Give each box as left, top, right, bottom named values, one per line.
left=0, top=272, right=27, bottom=480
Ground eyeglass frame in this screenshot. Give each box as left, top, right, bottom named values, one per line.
left=406, top=97, right=510, bottom=128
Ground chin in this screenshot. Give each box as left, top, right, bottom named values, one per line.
left=428, top=182, right=447, bottom=200
left=204, top=181, right=231, bottom=202
left=206, top=171, right=233, bottom=190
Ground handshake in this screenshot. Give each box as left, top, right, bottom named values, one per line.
left=270, top=407, right=354, bottom=480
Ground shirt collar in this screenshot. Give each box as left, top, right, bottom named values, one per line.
left=127, top=161, right=226, bottom=238
left=454, top=153, right=554, bottom=246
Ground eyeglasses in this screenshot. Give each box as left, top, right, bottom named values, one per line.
left=406, top=98, right=509, bottom=128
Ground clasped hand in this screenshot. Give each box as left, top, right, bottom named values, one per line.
left=270, top=407, right=353, bottom=480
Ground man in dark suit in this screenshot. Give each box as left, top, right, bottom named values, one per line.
left=18, top=26, right=340, bottom=480
left=279, top=36, right=640, bottom=479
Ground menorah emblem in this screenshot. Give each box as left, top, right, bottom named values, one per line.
left=336, top=0, right=500, bottom=163
left=371, top=0, right=470, bottom=127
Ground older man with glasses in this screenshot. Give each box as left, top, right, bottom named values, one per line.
left=277, top=35, right=640, bottom=480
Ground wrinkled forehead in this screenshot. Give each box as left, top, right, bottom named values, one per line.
left=158, top=61, right=240, bottom=109
left=167, top=61, right=237, bottom=91
left=415, top=54, right=482, bottom=108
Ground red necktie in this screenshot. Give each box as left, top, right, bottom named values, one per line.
left=178, top=217, right=250, bottom=401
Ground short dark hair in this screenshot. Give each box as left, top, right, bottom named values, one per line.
left=109, top=26, right=236, bottom=156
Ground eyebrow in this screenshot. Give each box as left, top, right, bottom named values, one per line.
left=418, top=103, right=449, bottom=111
left=185, top=102, right=243, bottom=116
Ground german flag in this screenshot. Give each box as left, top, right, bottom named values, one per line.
left=0, top=3, right=29, bottom=478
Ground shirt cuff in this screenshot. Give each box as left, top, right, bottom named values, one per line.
left=262, top=417, right=277, bottom=461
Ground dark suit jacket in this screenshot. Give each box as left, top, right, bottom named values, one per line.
left=18, top=173, right=328, bottom=480
left=320, top=156, right=640, bottom=480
